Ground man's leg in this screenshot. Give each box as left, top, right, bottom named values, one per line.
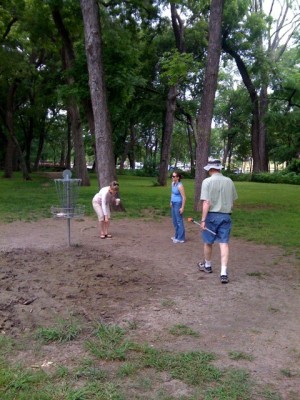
left=198, top=243, right=213, bottom=272
left=219, top=243, right=229, bottom=268
left=219, top=243, right=229, bottom=282
left=204, top=243, right=213, bottom=263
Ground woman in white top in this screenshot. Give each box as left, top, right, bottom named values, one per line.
left=92, top=181, right=120, bottom=239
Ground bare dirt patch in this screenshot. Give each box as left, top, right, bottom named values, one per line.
left=0, top=216, right=299, bottom=398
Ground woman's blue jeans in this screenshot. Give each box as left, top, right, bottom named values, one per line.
left=171, top=202, right=185, bottom=241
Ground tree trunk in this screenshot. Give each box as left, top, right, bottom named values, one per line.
left=82, top=96, right=96, bottom=171
left=4, top=136, right=15, bottom=178
left=33, top=117, right=46, bottom=171
left=194, top=0, right=225, bottom=210
left=80, top=0, right=116, bottom=188
left=158, top=3, right=185, bottom=186
left=4, top=82, right=31, bottom=180
left=222, top=136, right=230, bottom=168
left=177, top=105, right=196, bottom=175
left=120, top=134, right=131, bottom=170
left=259, top=84, right=269, bottom=170
left=52, top=7, right=90, bottom=186
left=185, top=113, right=196, bottom=176
left=23, top=114, right=34, bottom=173
left=128, top=121, right=136, bottom=169
left=222, top=39, right=264, bottom=172
left=66, top=111, right=72, bottom=169
left=158, top=85, right=177, bottom=185
left=251, top=104, right=261, bottom=172
left=67, top=101, right=90, bottom=182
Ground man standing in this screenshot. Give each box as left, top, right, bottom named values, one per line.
left=198, top=160, right=238, bottom=283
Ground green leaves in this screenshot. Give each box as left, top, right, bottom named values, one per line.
left=159, top=49, right=198, bottom=86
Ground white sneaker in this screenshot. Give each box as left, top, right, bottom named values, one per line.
left=173, top=239, right=185, bottom=243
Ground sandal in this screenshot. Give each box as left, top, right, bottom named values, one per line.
left=105, top=234, right=112, bottom=239
left=100, top=235, right=106, bottom=239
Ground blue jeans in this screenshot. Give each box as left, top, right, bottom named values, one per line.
left=171, top=202, right=185, bottom=241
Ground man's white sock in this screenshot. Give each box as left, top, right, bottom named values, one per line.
left=221, top=266, right=227, bottom=276
left=205, top=260, right=211, bottom=267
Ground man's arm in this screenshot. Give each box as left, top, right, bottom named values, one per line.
left=201, top=200, right=210, bottom=227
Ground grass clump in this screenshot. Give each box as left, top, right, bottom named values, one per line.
left=117, top=362, right=138, bottom=378
left=74, top=359, right=108, bottom=381
left=85, top=323, right=133, bottom=361
left=45, top=381, right=124, bottom=400
left=142, top=347, right=221, bottom=385
left=35, top=317, right=81, bottom=343
left=228, top=351, right=254, bottom=361
left=0, top=360, right=50, bottom=400
left=280, top=368, right=294, bottom=377
left=0, top=335, right=14, bottom=357
left=257, top=387, right=283, bottom=400
left=246, top=271, right=266, bottom=278
left=169, top=324, right=200, bottom=337
left=205, top=369, right=253, bottom=400
left=161, top=298, right=176, bottom=308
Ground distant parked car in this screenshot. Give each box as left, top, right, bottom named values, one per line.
left=135, top=162, right=143, bottom=169
left=233, top=168, right=242, bottom=174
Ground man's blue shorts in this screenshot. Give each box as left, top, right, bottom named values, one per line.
left=201, top=212, right=232, bottom=244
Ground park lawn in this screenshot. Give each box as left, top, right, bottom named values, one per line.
left=0, top=172, right=299, bottom=252
left=0, top=172, right=299, bottom=400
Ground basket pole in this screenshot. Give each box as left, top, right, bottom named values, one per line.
left=66, top=178, right=71, bottom=247
left=67, top=218, right=71, bottom=247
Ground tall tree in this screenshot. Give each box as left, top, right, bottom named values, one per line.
left=80, top=0, right=116, bottom=188
left=4, top=81, right=31, bottom=180
left=0, top=2, right=31, bottom=180
left=158, top=3, right=185, bottom=186
left=222, top=0, right=299, bottom=172
left=194, top=0, right=225, bottom=210
left=51, top=6, right=90, bottom=186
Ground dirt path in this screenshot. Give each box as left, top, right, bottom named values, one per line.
left=0, top=216, right=299, bottom=398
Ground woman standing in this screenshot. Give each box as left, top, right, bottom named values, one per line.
left=92, top=181, right=120, bottom=239
left=170, top=172, right=186, bottom=243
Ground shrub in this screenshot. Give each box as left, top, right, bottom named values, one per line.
left=226, top=171, right=300, bottom=185
left=286, top=158, right=300, bottom=174
left=143, top=158, right=158, bottom=177
left=251, top=172, right=300, bottom=185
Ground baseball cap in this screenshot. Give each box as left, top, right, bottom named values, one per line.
left=204, top=159, right=223, bottom=171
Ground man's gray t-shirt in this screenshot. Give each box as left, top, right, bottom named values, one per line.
left=200, top=173, right=238, bottom=213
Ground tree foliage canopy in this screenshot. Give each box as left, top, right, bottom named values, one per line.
left=0, top=0, right=299, bottom=187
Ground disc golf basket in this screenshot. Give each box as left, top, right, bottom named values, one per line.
left=51, top=169, right=85, bottom=246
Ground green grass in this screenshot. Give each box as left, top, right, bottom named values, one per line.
left=85, top=322, right=133, bottom=361
left=228, top=351, right=254, bottom=361
left=0, top=172, right=298, bottom=399
left=204, top=369, right=253, bottom=400
left=0, top=321, right=288, bottom=399
left=246, top=271, right=267, bottom=278
left=232, top=182, right=300, bottom=249
left=0, top=172, right=299, bottom=254
left=169, top=324, right=200, bottom=337
left=35, top=317, right=82, bottom=343
left=142, top=348, right=221, bottom=385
